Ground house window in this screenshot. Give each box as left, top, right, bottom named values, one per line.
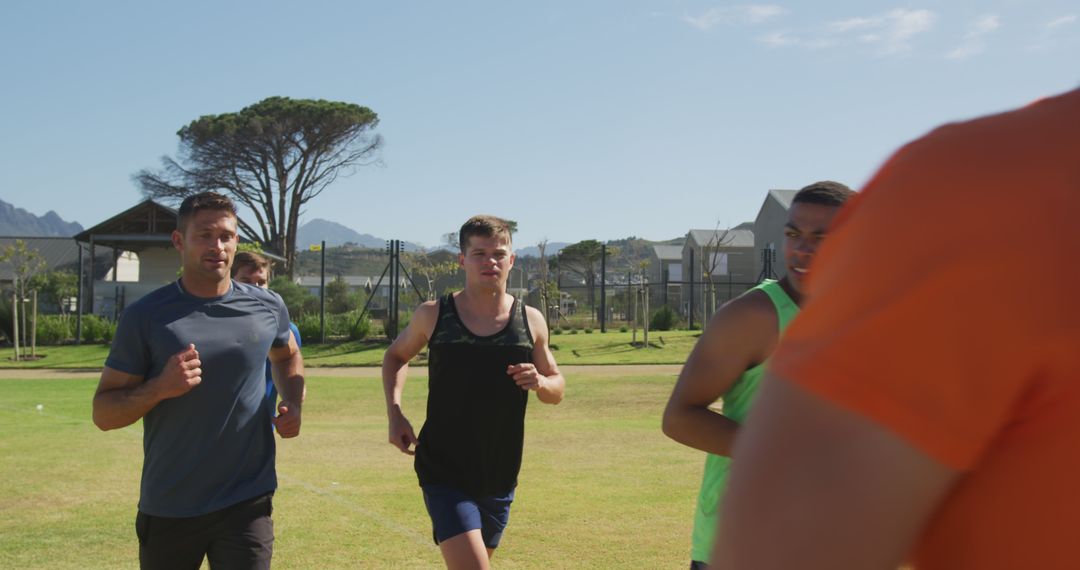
left=709, top=253, right=728, bottom=276
left=668, top=263, right=682, bottom=281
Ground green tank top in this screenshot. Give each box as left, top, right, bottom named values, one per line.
left=689, top=279, right=798, bottom=562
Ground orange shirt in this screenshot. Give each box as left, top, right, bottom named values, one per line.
left=770, top=88, right=1080, bottom=570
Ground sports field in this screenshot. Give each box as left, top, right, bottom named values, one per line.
left=0, top=366, right=704, bottom=569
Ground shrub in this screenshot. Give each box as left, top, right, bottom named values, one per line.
left=35, top=315, right=72, bottom=345
left=552, top=328, right=563, bottom=335
left=584, top=328, right=593, bottom=334
left=101, top=319, right=117, bottom=344
left=348, top=313, right=372, bottom=341
left=80, top=315, right=106, bottom=343
left=649, top=306, right=677, bottom=331
left=619, top=326, right=629, bottom=333
left=296, top=314, right=322, bottom=343
left=569, top=329, right=578, bottom=335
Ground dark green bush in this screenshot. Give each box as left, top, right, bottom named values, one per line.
left=649, top=306, right=677, bottom=331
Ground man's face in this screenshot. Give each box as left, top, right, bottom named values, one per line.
left=459, top=234, right=514, bottom=286
left=234, top=265, right=270, bottom=288
left=782, top=201, right=843, bottom=295
left=172, top=209, right=238, bottom=284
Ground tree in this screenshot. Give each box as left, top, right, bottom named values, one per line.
left=697, top=224, right=735, bottom=320
left=557, top=239, right=617, bottom=324
left=1, top=240, right=46, bottom=357
left=404, top=251, right=459, bottom=301
left=29, top=270, right=78, bottom=317
left=135, top=96, right=382, bottom=278
left=325, top=276, right=354, bottom=314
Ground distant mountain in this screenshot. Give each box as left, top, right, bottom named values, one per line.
left=514, top=242, right=570, bottom=258
left=296, top=218, right=423, bottom=252
left=0, top=198, right=83, bottom=237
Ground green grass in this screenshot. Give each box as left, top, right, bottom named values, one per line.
left=0, top=369, right=702, bottom=569
left=0, top=329, right=701, bottom=368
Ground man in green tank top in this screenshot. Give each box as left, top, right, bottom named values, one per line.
left=382, top=215, right=565, bottom=569
left=662, top=181, right=855, bottom=568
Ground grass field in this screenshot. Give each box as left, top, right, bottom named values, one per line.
left=0, top=368, right=705, bottom=569
left=0, top=329, right=702, bottom=369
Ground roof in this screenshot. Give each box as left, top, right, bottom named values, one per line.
left=74, top=199, right=178, bottom=249
left=651, top=245, right=683, bottom=261
left=73, top=199, right=283, bottom=261
left=0, top=237, right=112, bottom=281
left=767, top=189, right=797, bottom=210
left=687, top=228, right=755, bottom=249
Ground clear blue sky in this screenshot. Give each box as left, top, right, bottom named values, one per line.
left=1, top=1, right=1076, bottom=250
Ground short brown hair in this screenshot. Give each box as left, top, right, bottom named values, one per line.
left=177, top=192, right=237, bottom=232
left=792, top=181, right=855, bottom=207
left=459, top=215, right=512, bottom=253
left=232, top=251, right=271, bottom=278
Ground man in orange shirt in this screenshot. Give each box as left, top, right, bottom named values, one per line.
left=711, top=88, right=1080, bottom=570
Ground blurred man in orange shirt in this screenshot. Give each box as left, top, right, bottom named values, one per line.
left=712, top=88, right=1080, bottom=570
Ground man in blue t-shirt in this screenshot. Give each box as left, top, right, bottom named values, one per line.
left=92, top=192, right=306, bottom=570
left=232, top=250, right=303, bottom=407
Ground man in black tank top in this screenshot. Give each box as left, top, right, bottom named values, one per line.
left=382, top=215, right=565, bottom=569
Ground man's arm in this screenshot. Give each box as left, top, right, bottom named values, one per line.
left=382, top=301, right=438, bottom=455
left=661, top=293, right=775, bottom=456
left=508, top=306, right=564, bottom=404
left=269, top=332, right=305, bottom=438
left=711, top=375, right=958, bottom=570
left=92, top=344, right=202, bottom=431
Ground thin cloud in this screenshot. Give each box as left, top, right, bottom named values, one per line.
left=815, top=9, right=936, bottom=54
left=948, top=13, right=1001, bottom=60
left=683, top=4, right=789, bottom=30
left=1046, top=14, right=1076, bottom=29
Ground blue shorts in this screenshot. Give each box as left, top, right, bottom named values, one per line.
left=421, top=483, right=515, bottom=548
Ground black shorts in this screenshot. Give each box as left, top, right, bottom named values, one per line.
left=135, top=492, right=274, bottom=570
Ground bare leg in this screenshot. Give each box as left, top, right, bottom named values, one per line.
left=438, top=530, right=489, bottom=570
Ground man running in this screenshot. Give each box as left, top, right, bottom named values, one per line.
left=382, top=214, right=565, bottom=569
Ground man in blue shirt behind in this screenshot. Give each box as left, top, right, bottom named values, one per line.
left=92, top=192, right=305, bottom=570
left=232, top=250, right=303, bottom=408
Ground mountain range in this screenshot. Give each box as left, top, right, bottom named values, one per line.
left=296, top=218, right=424, bottom=251
left=0, top=198, right=83, bottom=236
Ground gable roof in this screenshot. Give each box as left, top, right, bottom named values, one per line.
left=74, top=199, right=178, bottom=249
left=651, top=245, right=683, bottom=261
left=687, top=228, right=754, bottom=249
left=768, top=189, right=796, bottom=209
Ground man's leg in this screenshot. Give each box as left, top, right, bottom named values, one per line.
left=136, top=511, right=210, bottom=570
left=438, top=530, right=491, bottom=570
left=423, top=484, right=489, bottom=569
left=204, top=493, right=274, bottom=570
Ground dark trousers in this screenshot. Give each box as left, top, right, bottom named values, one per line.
left=135, top=493, right=274, bottom=570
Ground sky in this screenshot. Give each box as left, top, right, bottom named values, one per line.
left=1, top=1, right=1077, bottom=250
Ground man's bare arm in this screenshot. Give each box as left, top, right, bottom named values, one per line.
left=382, top=301, right=438, bottom=454
left=661, top=294, right=774, bottom=456
left=269, top=333, right=305, bottom=438
left=711, top=375, right=958, bottom=570
left=92, top=344, right=202, bottom=431
left=509, top=306, right=564, bottom=404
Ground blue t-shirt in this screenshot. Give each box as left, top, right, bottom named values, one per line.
left=264, top=322, right=301, bottom=404
left=105, top=280, right=291, bottom=518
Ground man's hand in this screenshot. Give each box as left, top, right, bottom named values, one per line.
left=152, top=344, right=202, bottom=400
left=388, top=408, right=418, bottom=455
left=508, top=363, right=546, bottom=392
left=272, top=400, right=302, bottom=438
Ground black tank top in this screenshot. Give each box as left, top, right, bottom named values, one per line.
left=414, top=293, right=534, bottom=497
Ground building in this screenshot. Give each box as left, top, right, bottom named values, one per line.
left=752, top=189, right=796, bottom=282
left=681, top=226, right=755, bottom=324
